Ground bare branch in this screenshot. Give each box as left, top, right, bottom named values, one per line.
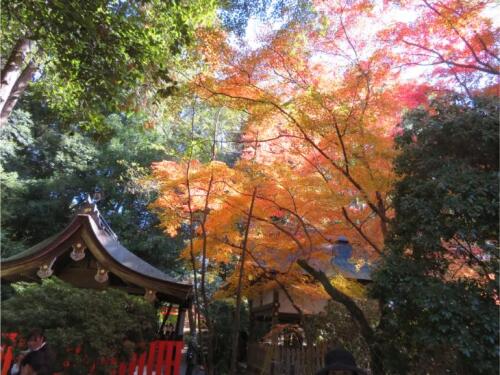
left=342, top=207, right=382, bottom=255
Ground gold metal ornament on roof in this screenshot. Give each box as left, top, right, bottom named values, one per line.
left=37, top=263, right=54, bottom=279
left=144, top=289, right=157, bottom=303
left=94, top=265, right=109, bottom=283
left=70, top=242, right=86, bottom=261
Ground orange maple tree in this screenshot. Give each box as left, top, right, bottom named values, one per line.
left=151, top=1, right=498, bottom=374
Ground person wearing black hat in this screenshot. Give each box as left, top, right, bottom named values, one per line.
left=315, top=348, right=368, bottom=375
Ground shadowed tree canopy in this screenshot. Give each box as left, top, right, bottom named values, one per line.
left=372, top=95, right=499, bottom=375
left=0, top=106, right=187, bottom=276
left=2, top=278, right=157, bottom=374
left=0, top=0, right=217, bottom=127
left=0, top=90, right=243, bottom=276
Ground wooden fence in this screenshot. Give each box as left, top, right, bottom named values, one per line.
left=1, top=338, right=183, bottom=375
left=247, top=342, right=328, bottom=375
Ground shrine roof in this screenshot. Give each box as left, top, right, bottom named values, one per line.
left=1, top=204, right=192, bottom=306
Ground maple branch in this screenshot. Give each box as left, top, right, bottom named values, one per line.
left=473, top=31, right=500, bottom=62
left=218, top=237, right=305, bottom=318
left=296, top=259, right=374, bottom=342
left=401, top=38, right=499, bottom=75
left=375, top=191, right=388, bottom=239
left=339, top=7, right=360, bottom=63
left=196, top=123, right=220, bottom=374
left=448, top=237, right=494, bottom=284
left=253, top=215, right=307, bottom=253
left=211, top=108, right=221, bottom=159
left=229, top=187, right=257, bottom=375
left=186, top=105, right=200, bottom=307
left=338, top=4, right=373, bottom=125
left=270, top=45, right=310, bottom=88
left=449, top=65, right=473, bottom=98
left=283, top=186, right=314, bottom=250
left=225, top=133, right=304, bottom=144
left=268, top=47, right=309, bottom=89
left=186, top=102, right=211, bottom=372
left=258, top=272, right=305, bottom=319
left=299, top=152, right=335, bottom=188
left=314, top=96, right=351, bottom=175
left=296, top=258, right=385, bottom=374
left=421, top=0, right=498, bottom=73
left=200, top=84, right=389, bottom=225
left=341, top=207, right=382, bottom=255
left=226, top=182, right=320, bottom=252
left=298, top=151, right=381, bottom=247
left=217, top=195, right=308, bottom=256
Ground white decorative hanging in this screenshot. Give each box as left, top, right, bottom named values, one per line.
left=144, top=289, right=157, bottom=303
left=37, top=263, right=54, bottom=279
left=70, top=242, right=86, bottom=261
left=94, top=265, right=109, bottom=283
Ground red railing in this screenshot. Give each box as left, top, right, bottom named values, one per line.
left=1, top=346, right=14, bottom=375
left=1, top=333, right=17, bottom=375
left=1, top=338, right=183, bottom=375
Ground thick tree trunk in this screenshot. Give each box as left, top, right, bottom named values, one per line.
left=185, top=307, right=196, bottom=375
left=0, top=60, right=36, bottom=127
left=199, top=174, right=215, bottom=375
left=297, top=259, right=385, bottom=375
left=229, top=188, right=257, bottom=375
left=0, top=39, right=33, bottom=119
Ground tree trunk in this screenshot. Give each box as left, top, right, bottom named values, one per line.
left=297, top=259, right=385, bottom=375
left=0, top=39, right=33, bottom=119
left=199, top=173, right=215, bottom=375
left=0, top=60, right=36, bottom=127
left=229, top=188, right=257, bottom=375
left=185, top=307, right=196, bottom=375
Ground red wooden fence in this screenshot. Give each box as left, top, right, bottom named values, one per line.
left=1, top=338, right=183, bottom=375
left=1, top=333, right=17, bottom=375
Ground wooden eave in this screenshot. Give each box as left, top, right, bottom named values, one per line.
left=1, top=213, right=192, bottom=307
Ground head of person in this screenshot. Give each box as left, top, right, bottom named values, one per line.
left=26, top=329, right=45, bottom=351
left=315, top=348, right=367, bottom=375
left=16, top=335, right=28, bottom=350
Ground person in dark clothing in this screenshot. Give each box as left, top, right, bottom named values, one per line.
left=315, top=348, right=367, bottom=375
left=20, top=330, right=56, bottom=375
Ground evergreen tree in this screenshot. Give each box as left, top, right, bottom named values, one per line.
left=372, top=95, right=499, bottom=374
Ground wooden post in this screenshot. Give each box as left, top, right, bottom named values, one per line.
left=158, top=304, right=173, bottom=337
left=248, top=299, right=255, bottom=342
left=175, top=308, right=186, bottom=339
left=271, top=290, right=280, bottom=329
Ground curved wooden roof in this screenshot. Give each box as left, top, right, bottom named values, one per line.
left=1, top=204, right=192, bottom=307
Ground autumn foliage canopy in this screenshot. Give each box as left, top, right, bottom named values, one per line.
left=148, top=1, right=499, bottom=373
left=152, top=0, right=497, bottom=298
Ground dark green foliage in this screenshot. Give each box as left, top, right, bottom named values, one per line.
left=374, top=256, right=498, bottom=374
left=1, top=278, right=157, bottom=375
left=1, top=95, right=243, bottom=275
left=1, top=0, right=216, bottom=125
left=389, top=95, right=498, bottom=266
left=0, top=107, right=185, bottom=275
left=210, top=300, right=249, bottom=374
left=304, top=300, right=379, bottom=370
left=372, top=95, right=499, bottom=374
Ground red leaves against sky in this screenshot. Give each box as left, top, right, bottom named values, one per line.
left=152, top=0, right=498, bottom=295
